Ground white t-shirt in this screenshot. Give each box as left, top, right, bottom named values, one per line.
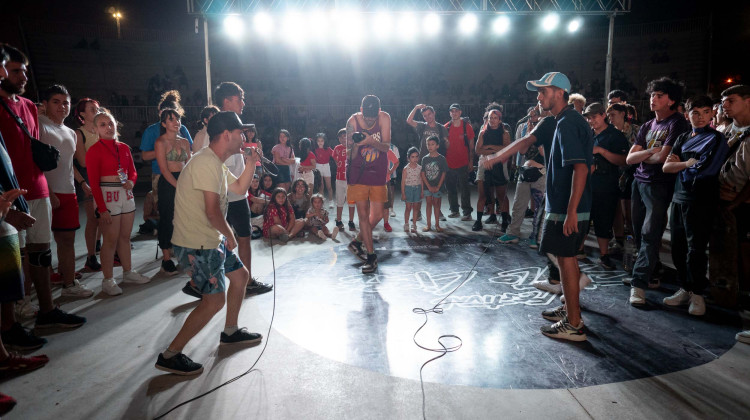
left=38, top=114, right=76, bottom=194
left=192, top=126, right=209, bottom=152
left=225, top=153, right=247, bottom=202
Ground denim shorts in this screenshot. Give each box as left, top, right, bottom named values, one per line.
left=424, top=189, right=443, bottom=198
left=403, top=185, right=421, bottom=203
left=174, top=238, right=243, bottom=295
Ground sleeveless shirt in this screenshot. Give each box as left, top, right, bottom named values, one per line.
left=348, top=115, right=387, bottom=186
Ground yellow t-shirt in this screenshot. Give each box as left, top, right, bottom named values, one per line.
left=172, top=147, right=238, bottom=249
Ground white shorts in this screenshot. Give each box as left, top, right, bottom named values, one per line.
left=335, top=179, right=354, bottom=208
left=316, top=163, right=331, bottom=178
left=17, top=197, right=52, bottom=248
left=100, top=183, right=136, bottom=217
left=300, top=171, right=315, bottom=188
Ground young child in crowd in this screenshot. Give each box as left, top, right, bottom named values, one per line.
left=313, top=133, right=334, bottom=205
left=288, top=179, right=311, bottom=220
left=272, top=129, right=294, bottom=191
left=401, top=147, right=423, bottom=233
left=382, top=143, right=400, bottom=232
left=420, top=136, right=448, bottom=232
left=306, top=194, right=339, bottom=240
left=297, top=137, right=316, bottom=190
left=332, top=128, right=357, bottom=232
left=263, top=188, right=305, bottom=243
left=662, top=95, right=729, bottom=316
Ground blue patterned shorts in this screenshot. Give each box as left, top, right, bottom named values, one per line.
left=174, top=239, right=243, bottom=295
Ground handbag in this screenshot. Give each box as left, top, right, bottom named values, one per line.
left=518, top=166, right=543, bottom=183
left=0, top=99, right=59, bottom=171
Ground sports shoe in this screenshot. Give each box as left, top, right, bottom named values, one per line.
left=50, top=272, right=64, bottom=285
left=331, top=226, right=339, bottom=240
left=335, top=220, right=345, bottom=230
left=1, top=323, right=47, bottom=351
left=0, top=393, right=17, bottom=416
left=416, top=212, right=423, bottom=222
left=485, top=214, right=498, bottom=224
left=575, top=249, right=586, bottom=260
left=498, top=234, right=519, bottom=244
left=529, top=238, right=538, bottom=249
left=629, top=287, right=645, bottom=306
left=102, top=278, right=122, bottom=296
left=542, top=305, right=567, bottom=322
left=404, top=223, right=409, bottom=232
left=182, top=281, right=202, bottom=299
left=688, top=293, right=706, bottom=316
left=0, top=353, right=49, bottom=374
left=439, top=212, right=446, bottom=222
left=461, top=214, right=473, bottom=221
left=348, top=240, right=367, bottom=261
left=348, top=221, right=356, bottom=231
left=362, top=254, right=378, bottom=274
left=15, top=296, right=39, bottom=320
left=123, top=270, right=151, bottom=284
left=155, top=352, right=204, bottom=376
left=540, top=318, right=587, bottom=342
left=471, top=220, right=483, bottom=231
left=736, top=330, right=750, bottom=344
left=622, top=277, right=632, bottom=286
left=448, top=212, right=460, bottom=218
left=383, top=222, right=392, bottom=232
left=36, top=307, right=87, bottom=329
left=663, top=288, right=691, bottom=307
left=84, top=255, right=101, bottom=272
left=246, top=280, right=273, bottom=295
left=648, top=279, right=661, bottom=289
left=534, top=281, right=563, bottom=294
left=317, top=230, right=327, bottom=239
left=599, top=254, right=615, bottom=270
left=61, top=280, right=94, bottom=298
left=161, top=260, right=179, bottom=276
left=389, top=209, right=396, bottom=217
left=220, top=327, right=263, bottom=345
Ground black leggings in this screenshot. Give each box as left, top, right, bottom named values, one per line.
left=157, top=172, right=180, bottom=250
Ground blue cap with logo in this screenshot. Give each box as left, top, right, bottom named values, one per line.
left=526, top=72, right=571, bottom=93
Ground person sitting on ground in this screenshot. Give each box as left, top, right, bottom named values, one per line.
left=263, top=188, right=305, bottom=243
left=287, top=178, right=311, bottom=222
left=138, top=190, right=159, bottom=235
left=305, top=193, right=338, bottom=240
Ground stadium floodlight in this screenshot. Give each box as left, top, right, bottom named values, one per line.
left=398, top=12, right=418, bottom=40
left=423, top=13, right=442, bottom=36
left=459, top=13, right=478, bottom=35
left=224, top=15, right=245, bottom=39
left=492, top=15, right=510, bottom=35
left=542, top=13, right=560, bottom=32
left=336, top=10, right=364, bottom=49
left=309, top=11, right=329, bottom=39
left=253, top=12, right=273, bottom=36
left=372, top=11, right=394, bottom=40
left=568, top=18, right=582, bottom=33
left=282, top=11, right=306, bottom=45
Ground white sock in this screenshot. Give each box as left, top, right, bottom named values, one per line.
left=162, top=349, right=178, bottom=359
left=224, top=326, right=239, bottom=336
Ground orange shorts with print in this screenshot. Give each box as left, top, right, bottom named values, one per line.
left=346, top=184, right=387, bottom=203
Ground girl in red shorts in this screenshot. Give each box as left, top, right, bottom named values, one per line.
left=86, top=110, right=150, bottom=295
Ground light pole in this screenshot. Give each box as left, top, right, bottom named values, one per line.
left=113, top=11, right=122, bottom=39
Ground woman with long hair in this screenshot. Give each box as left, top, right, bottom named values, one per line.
left=86, top=110, right=150, bottom=295
left=296, top=137, right=316, bottom=190
left=154, top=108, right=191, bottom=275
left=313, top=133, right=334, bottom=203
left=73, top=97, right=102, bottom=271
left=192, top=105, right=219, bottom=152
left=272, top=129, right=295, bottom=191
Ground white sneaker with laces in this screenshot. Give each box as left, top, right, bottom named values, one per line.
left=331, top=227, right=339, bottom=240
left=102, top=278, right=123, bottom=296
left=123, top=270, right=151, bottom=284
left=688, top=293, right=706, bottom=316
left=15, top=296, right=39, bottom=319
left=663, top=288, right=691, bottom=306
left=389, top=209, right=396, bottom=217
left=61, top=280, right=94, bottom=298
left=736, top=330, right=750, bottom=344
left=629, top=287, right=646, bottom=306
left=533, top=281, right=563, bottom=295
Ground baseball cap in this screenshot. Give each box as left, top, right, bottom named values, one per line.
left=361, top=95, right=380, bottom=118
left=449, top=103, right=462, bottom=111
left=526, top=72, right=571, bottom=93
left=207, top=111, right=255, bottom=138
left=583, top=102, right=606, bottom=116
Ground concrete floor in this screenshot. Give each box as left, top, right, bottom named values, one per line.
left=4, top=188, right=750, bottom=420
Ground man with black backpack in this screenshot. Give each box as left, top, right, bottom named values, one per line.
left=443, top=103, right=474, bottom=220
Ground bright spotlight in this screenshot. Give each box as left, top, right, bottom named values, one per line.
left=253, top=12, right=273, bottom=36
left=492, top=15, right=510, bottom=35
left=423, top=13, right=442, bottom=36
left=224, top=15, right=245, bottom=39
left=282, top=12, right=306, bottom=45
left=372, top=12, right=394, bottom=39
left=398, top=13, right=418, bottom=40
left=459, top=13, right=478, bottom=35
left=309, top=11, right=329, bottom=39
left=568, top=18, right=582, bottom=33
left=336, top=11, right=364, bottom=49
left=541, top=14, right=559, bottom=32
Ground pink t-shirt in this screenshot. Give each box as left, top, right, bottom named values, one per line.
left=0, top=96, right=49, bottom=200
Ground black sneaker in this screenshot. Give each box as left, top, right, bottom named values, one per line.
left=542, top=305, right=567, bottom=322
left=1, top=322, right=47, bottom=351
left=84, top=255, right=101, bottom=272
left=246, top=279, right=273, bottom=295
left=540, top=318, right=587, bottom=342
left=485, top=214, right=498, bottom=224
left=155, top=352, right=204, bottom=376
left=35, top=307, right=86, bottom=329
left=348, top=221, right=356, bottom=231
left=161, top=259, right=179, bottom=276
left=182, top=281, right=202, bottom=299
left=362, top=254, right=378, bottom=274
left=336, top=220, right=345, bottom=229
left=471, top=220, right=483, bottom=231
left=447, top=212, right=460, bottom=218
left=348, top=240, right=367, bottom=261
left=439, top=212, right=447, bottom=222
left=599, top=254, right=615, bottom=270
left=220, top=327, right=263, bottom=345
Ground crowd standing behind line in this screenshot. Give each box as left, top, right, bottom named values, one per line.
left=0, top=38, right=749, bottom=412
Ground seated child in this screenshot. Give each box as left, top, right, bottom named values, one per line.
left=306, top=194, right=339, bottom=240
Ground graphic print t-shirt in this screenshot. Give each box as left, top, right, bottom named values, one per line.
left=421, top=154, right=448, bottom=190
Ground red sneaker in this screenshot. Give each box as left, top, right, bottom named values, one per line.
left=50, top=272, right=64, bottom=285
left=384, top=222, right=392, bottom=232
left=0, top=393, right=16, bottom=416
left=0, top=353, right=49, bottom=375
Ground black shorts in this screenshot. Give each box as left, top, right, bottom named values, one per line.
left=484, top=165, right=508, bottom=187
left=226, top=199, right=252, bottom=238
left=539, top=218, right=589, bottom=258
left=590, top=191, right=619, bottom=239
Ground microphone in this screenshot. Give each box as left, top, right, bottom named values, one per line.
left=243, top=147, right=274, bottom=165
